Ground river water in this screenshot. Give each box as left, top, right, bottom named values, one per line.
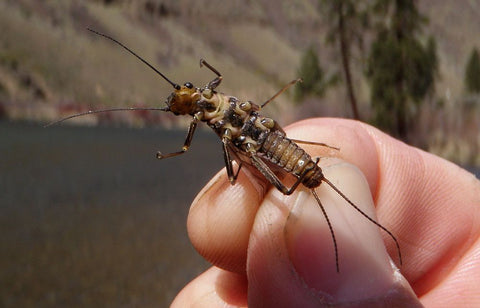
left=1, top=121, right=223, bottom=307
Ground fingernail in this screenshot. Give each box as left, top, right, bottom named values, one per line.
left=284, top=162, right=410, bottom=303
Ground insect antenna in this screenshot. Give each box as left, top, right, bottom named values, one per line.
left=86, top=28, right=181, bottom=90
left=322, top=178, right=403, bottom=266
left=44, top=107, right=168, bottom=127
left=46, top=29, right=181, bottom=127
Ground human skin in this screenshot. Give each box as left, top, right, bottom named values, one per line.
left=171, top=118, right=480, bottom=307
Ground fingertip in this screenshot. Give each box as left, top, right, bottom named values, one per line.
left=171, top=267, right=248, bottom=308
left=187, top=169, right=265, bottom=273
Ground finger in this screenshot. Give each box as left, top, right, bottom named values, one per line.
left=293, top=118, right=480, bottom=303
left=187, top=166, right=266, bottom=273
left=420, top=236, right=480, bottom=307
left=171, top=266, right=247, bottom=307
left=246, top=160, right=422, bottom=306
left=363, top=124, right=480, bottom=303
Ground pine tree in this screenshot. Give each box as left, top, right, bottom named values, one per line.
left=294, top=46, right=328, bottom=102
left=465, top=47, right=480, bottom=94
left=366, top=0, right=437, bottom=140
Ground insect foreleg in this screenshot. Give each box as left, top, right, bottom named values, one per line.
left=199, top=59, right=223, bottom=90
left=156, top=114, right=200, bottom=160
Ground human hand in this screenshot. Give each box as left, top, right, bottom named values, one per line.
left=171, top=118, right=480, bottom=307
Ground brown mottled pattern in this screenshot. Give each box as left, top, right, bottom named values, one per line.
left=260, top=131, right=322, bottom=187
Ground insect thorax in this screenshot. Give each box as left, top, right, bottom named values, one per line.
left=200, top=94, right=276, bottom=150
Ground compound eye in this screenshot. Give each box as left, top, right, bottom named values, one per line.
left=184, top=82, right=194, bottom=89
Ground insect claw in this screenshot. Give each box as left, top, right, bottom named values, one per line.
left=156, top=152, right=163, bottom=159
left=199, top=59, right=222, bottom=77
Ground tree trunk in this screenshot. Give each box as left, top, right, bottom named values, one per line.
left=338, top=3, right=361, bottom=120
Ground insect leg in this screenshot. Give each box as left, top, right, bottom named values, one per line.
left=247, top=146, right=313, bottom=195
left=221, top=129, right=243, bottom=184
left=156, top=114, right=200, bottom=159
left=199, top=59, right=223, bottom=90
left=260, top=78, right=303, bottom=108
left=289, top=139, right=340, bottom=151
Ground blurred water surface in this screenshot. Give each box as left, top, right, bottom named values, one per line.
left=1, top=121, right=223, bottom=307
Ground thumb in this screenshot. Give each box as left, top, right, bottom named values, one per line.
left=246, top=160, right=422, bottom=307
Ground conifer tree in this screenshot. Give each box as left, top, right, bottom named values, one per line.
left=295, top=46, right=329, bottom=102
left=366, top=0, right=437, bottom=140
left=465, top=47, right=480, bottom=94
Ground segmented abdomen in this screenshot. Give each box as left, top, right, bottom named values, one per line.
left=259, top=131, right=323, bottom=188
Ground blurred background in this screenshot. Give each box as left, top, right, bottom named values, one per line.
left=1, top=0, right=479, bottom=306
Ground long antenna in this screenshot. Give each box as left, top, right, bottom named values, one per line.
left=87, top=28, right=180, bottom=90
left=44, top=107, right=168, bottom=127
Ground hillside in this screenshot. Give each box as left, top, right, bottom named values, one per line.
left=1, top=0, right=479, bottom=163
left=0, top=0, right=325, bottom=125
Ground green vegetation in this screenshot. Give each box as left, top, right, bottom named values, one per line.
left=465, top=47, right=480, bottom=94
left=294, top=46, right=335, bottom=102
left=365, top=0, right=438, bottom=141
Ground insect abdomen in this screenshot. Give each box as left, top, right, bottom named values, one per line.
left=260, top=131, right=323, bottom=188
